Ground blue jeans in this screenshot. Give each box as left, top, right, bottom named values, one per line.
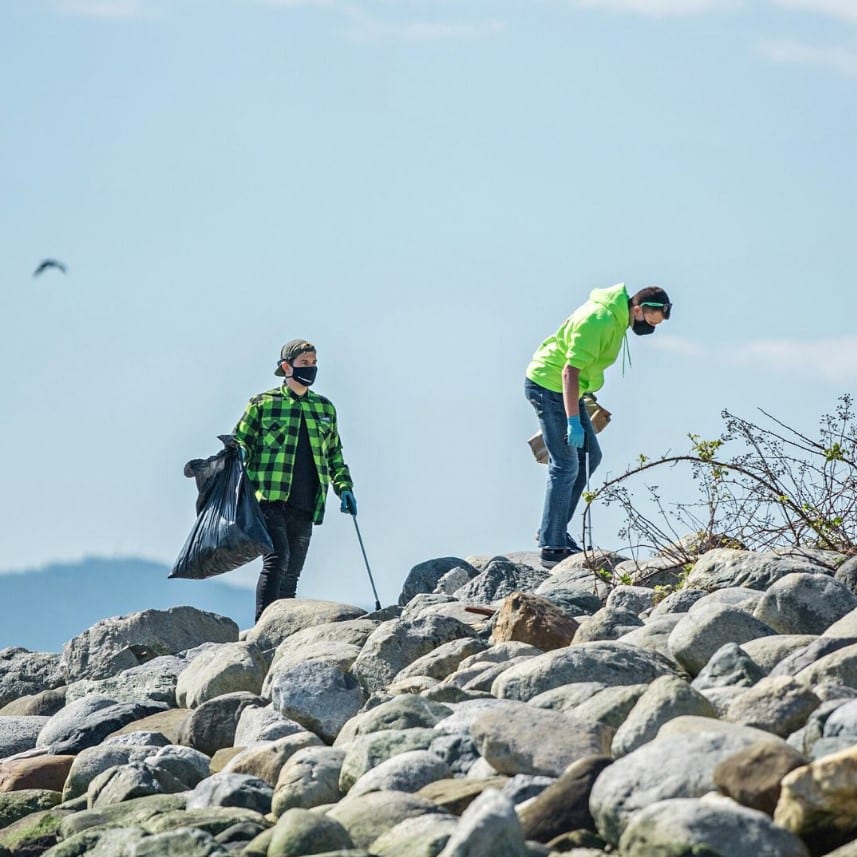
left=525, top=377, right=602, bottom=549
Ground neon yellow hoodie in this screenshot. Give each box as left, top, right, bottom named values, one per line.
left=526, top=283, right=630, bottom=395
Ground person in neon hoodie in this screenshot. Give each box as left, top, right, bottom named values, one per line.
left=525, top=284, right=672, bottom=568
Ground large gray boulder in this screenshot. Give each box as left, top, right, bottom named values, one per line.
left=347, top=749, right=451, bottom=798
left=611, top=675, right=717, bottom=756
left=222, top=732, right=324, bottom=786
left=822, top=698, right=857, bottom=741
left=822, top=608, right=857, bottom=638
left=456, top=642, right=542, bottom=670
left=272, top=746, right=345, bottom=816
left=264, top=619, right=380, bottom=664
left=129, top=827, right=231, bottom=856
left=648, top=588, right=707, bottom=617
left=394, top=638, right=488, bottom=682
left=351, top=614, right=477, bottom=694
left=339, top=728, right=438, bottom=792
left=86, top=760, right=188, bottom=808
left=262, top=641, right=362, bottom=697
left=335, top=696, right=452, bottom=747
left=788, top=697, right=855, bottom=756
left=538, top=587, right=603, bottom=617
left=269, top=659, right=365, bottom=743
left=432, top=698, right=511, bottom=739
left=245, top=599, right=366, bottom=652
left=177, top=691, right=264, bottom=756
left=0, top=685, right=66, bottom=717
left=790, top=642, right=857, bottom=689
left=690, top=642, right=765, bottom=691
left=535, top=565, right=609, bottom=602
left=233, top=704, right=304, bottom=745
left=0, top=648, right=64, bottom=708
left=144, top=744, right=212, bottom=789
left=618, top=794, right=810, bottom=857
left=613, top=555, right=689, bottom=588
left=66, top=654, right=188, bottom=706
left=589, top=717, right=789, bottom=844
left=186, top=772, right=273, bottom=814
left=370, top=813, right=459, bottom=857
left=399, top=594, right=484, bottom=630
left=689, top=587, right=762, bottom=614
left=0, top=715, right=51, bottom=757
left=606, top=585, right=658, bottom=615
left=62, top=744, right=156, bottom=800
left=452, top=558, right=549, bottom=605
left=724, top=675, right=820, bottom=737
left=741, top=635, right=818, bottom=674
left=59, top=607, right=239, bottom=682
left=469, top=702, right=612, bottom=777
left=399, top=557, right=480, bottom=605
left=436, top=788, right=529, bottom=857
left=834, top=555, right=857, bottom=594
left=617, top=615, right=683, bottom=663
left=529, top=682, right=609, bottom=714
left=327, top=791, right=446, bottom=848
left=685, top=549, right=833, bottom=592
left=570, top=684, right=648, bottom=730
left=36, top=695, right=167, bottom=754
left=668, top=604, right=776, bottom=676
left=57, top=792, right=187, bottom=838
left=442, top=656, right=533, bottom=694
left=753, top=573, right=857, bottom=635
left=770, top=637, right=857, bottom=679
left=175, top=642, right=268, bottom=709
left=267, top=806, right=353, bottom=856
left=491, top=641, right=676, bottom=702
left=573, top=608, right=644, bottom=643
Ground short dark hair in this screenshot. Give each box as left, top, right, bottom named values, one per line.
left=630, top=286, right=671, bottom=307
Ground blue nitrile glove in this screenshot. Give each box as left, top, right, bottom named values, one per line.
left=566, top=415, right=585, bottom=449
left=340, top=490, right=357, bottom=515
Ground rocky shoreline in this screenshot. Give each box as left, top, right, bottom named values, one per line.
left=2, top=545, right=857, bottom=856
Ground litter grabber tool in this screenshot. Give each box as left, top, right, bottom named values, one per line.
left=583, top=433, right=594, bottom=552
left=351, top=515, right=382, bottom=611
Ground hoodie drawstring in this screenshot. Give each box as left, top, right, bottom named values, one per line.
left=621, top=331, right=632, bottom=376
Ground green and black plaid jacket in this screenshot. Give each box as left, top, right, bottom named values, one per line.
left=232, top=385, right=353, bottom=524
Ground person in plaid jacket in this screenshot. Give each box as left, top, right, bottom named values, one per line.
left=233, top=339, right=356, bottom=621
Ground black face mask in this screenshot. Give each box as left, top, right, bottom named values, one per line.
left=290, top=365, right=318, bottom=387
left=632, top=318, right=656, bottom=336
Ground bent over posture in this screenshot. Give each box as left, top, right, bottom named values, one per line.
left=525, top=284, right=672, bottom=568
left=233, top=339, right=356, bottom=621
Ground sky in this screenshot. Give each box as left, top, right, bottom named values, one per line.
left=2, top=0, right=856, bottom=613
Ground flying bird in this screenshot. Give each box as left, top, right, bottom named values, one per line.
left=33, top=259, right=67, bottom=277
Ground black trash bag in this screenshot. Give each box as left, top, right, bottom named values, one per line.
left=169, top=435, right=274, bottom=580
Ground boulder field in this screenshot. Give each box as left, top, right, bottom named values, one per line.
left=2, top=547, right=857, bottom=856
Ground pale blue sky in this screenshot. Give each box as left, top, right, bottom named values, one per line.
left=2, top=0, right=856, bottom=611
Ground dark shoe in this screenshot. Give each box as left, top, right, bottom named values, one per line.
left=538, top=532, right=583, bottom=551
left=540, top=547, right=574, bottom=569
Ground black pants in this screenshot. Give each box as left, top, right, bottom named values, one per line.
left=256, top=502, right=313, bottom=621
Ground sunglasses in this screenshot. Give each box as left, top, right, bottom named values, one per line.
left=640, top=301, right=672, bottom=320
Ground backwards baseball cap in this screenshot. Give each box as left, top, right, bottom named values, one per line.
left=274, top=339, right=316, bottom=376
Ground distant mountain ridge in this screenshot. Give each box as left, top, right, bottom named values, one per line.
left=0, top=557, right=254, bottom=653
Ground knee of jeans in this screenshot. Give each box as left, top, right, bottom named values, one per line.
left=548, top=456, right=578, bottom=478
